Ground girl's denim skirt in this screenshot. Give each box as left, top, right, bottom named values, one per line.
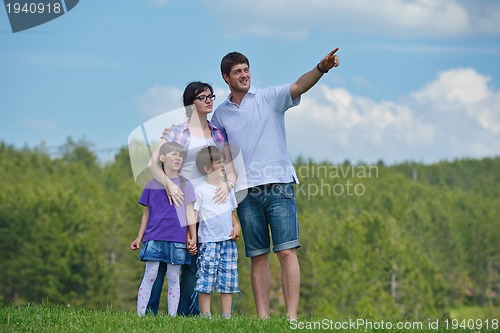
left=139, top=240, right=191, bottom=265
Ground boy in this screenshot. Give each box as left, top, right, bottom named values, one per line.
left=193, top=145, right=241, bottom=318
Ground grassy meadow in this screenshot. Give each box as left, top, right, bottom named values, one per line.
left=1, top=304, right=499, bottom=332
left=1, top=145, right=499, bottom=330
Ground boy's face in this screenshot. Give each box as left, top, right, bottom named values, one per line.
left=162, top=150, right=184, bottom=172
left=205, top=157, right=225, bottom=178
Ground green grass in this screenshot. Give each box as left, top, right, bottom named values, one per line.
left=449, top=305, right=500, bottom=321
left=1, top=304, right=499, bottom=332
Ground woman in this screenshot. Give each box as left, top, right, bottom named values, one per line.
left=148, top=81, right=239, bottom=316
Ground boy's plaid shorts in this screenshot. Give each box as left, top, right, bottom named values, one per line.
left=195, top=240, right=239, bottom=293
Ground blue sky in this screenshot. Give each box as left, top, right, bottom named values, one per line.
left=1, top=0, right=499, bottom=164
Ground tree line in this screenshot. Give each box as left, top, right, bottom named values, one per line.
left=0, top=139, right=498, bottom=319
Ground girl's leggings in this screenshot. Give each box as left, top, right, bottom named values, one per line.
left=137, top=261, right=181, bottom=316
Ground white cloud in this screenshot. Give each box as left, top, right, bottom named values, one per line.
left=459, top=0, right=500, bottom=35
left=285, top=68, right=500, bottom=163
left=136, top=85, right=183, bottom=117
left=22, top=119, right=57, bottom=130
left=203, top=0, right=500, bottom=39
left=213, top=87, right=230, bottom=107
left=411, top=68, right=500, bottom=135
left=413, top=68, right=491, bottom=105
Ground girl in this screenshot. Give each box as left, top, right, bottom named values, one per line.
left=130, top=141, right=197, bottom=316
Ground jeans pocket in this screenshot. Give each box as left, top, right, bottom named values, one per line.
left=172, top=242, right=187, bottom=263
left=139, top=241, right=148, bottom=260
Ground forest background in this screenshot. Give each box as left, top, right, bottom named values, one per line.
left=0, top=139, right=499, bottom=320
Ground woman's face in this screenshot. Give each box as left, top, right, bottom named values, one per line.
left=192, top=88, right=215, bottom=115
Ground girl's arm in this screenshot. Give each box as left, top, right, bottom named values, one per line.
left=130, top=206, right=149, bottom=250
left=186, top=203, right=197, bottom=255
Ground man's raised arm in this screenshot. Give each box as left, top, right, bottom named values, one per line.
left=290, top=48, right=340, bottom=100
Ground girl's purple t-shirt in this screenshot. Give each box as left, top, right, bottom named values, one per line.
left=139, top=177, right=195, bottom=243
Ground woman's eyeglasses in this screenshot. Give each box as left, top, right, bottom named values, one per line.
left=194, top=94, right=216, bottom=102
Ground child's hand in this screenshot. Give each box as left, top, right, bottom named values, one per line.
left=188, top=244, right=197, bottom=256
left=230, top=223, right=241, bottom=241
left=187, top=235, right=197, bottom=255
left=130, top=238, right=141, bottom=251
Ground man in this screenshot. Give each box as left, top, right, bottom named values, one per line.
left=210, top=49, right=340, bottom=319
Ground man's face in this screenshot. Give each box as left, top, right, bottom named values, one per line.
left=224, top=63, right=250, bottom=94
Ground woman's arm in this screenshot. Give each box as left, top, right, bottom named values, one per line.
left=213, top=143, right=238, bottom=204
left=224, top=143, right=237, bottom=185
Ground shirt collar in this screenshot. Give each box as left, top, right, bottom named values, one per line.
left=225, top=86, right=256, bottom=105
left=181, top=118, right=220, bottom=132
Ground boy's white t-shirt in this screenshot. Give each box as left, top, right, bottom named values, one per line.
left=194, top=181, right=238, bottom=243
